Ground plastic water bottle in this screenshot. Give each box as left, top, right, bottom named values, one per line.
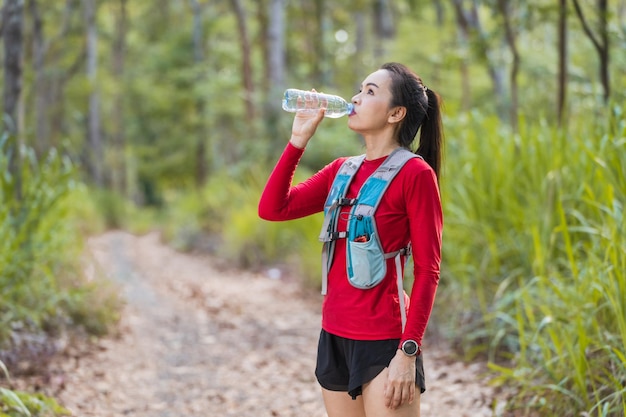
left=282, top=89, right=354, bottom=118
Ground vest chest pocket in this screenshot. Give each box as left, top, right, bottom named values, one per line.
left=347, top=233, right=387, bottom=289
left=347, top=213, right=387, bottom=289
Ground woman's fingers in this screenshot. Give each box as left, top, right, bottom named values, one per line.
left=384, top=381, right=414, bottom=409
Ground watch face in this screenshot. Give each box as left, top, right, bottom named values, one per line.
left=403, top=340, right=418, bottom=355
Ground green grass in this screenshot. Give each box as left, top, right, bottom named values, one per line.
left=0, top=386, right=70, bottom=417
left=0, top=140, right=122, bottom=347
left=0, top=139, right=116, bottom=415
left=439, top=108, right=625, bottom=416
left=161, top=165, right=325, bottom=282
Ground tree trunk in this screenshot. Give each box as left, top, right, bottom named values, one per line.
left=597, top=0, right=609, bottom=102
left=84, top=0, right=103, bottom=186
left=452, top=0, right=507, bottom=121
left=29, top=0, right=48, bottom=157
left=433, top=0, right=444, bottom=26
left=268, top=0, right=285, bottom=95
left=266, top=0, right=286, bottom=149
left=230, top=0, right=255, bottom=119
left=312, top=0, right=328, bottom=86
left=111, top=0, right=127, bottom=194
left=557, top=0, right=568, bottom=126
left=3, top=0, right=24, bottom=201
left=354, top=9, right=366, bottom=91
left=498, top=0, right=520, bottom=132
left=190, top=0, right=207, bottom=186
left=372, top=0, right=395, bottom=60
left=452, top=0, right=472, bottom=112
left=572, top=0, right=610, bottom=103
left=42, top=0, right=78, bottom=149
left=255, top=0, right=270, bottom=94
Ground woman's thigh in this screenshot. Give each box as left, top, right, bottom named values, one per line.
left=362, top=368, right=420, bottom=417
left=321, top=387, right=366, bottom=417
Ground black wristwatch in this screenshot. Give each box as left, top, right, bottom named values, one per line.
left=401, top=340, right=420, bottom=357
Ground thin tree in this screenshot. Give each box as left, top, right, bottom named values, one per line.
left=266, top=0, right=286, bottom=149
left=571, top=0, right=610, bottom=103
left=255, top=0, right=270, bottom=94
left=372, top=0, right=395, bottom=60
left=190, top=0, right=208, bottom=186
left=29, top=0, right=47, bottom=157
left=111, top=0, right=127, bottom=194
left=36, top=0, right=80, bottom=149
left=84, top=0, right=103, bottom=186
left=3, top=0, right=24, bottom=201
left=452, top=0, right=507, bottom=122
left=312, top=0, right=330, bottom=86
left=433, top=0, right=445, bottom=25
left=452, top=0, right=472, bottom=112
left=354, top=6, right=366, bottom=69
left=268, top=0, right=285, bottom=97
left=557, top=0, right=568, bottom=126
left=230, top=0, right=255, bottom=119
left=28, top=0, right=81, bottom=154
left=497, top=0, right=520, bottom=132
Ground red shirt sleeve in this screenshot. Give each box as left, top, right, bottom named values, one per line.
left=258, top=142, right=345, bottom=221
left=402, top=166, right=443, bottom=347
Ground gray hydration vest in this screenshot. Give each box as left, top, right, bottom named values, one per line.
left=318, top=148, right=422, bottom=331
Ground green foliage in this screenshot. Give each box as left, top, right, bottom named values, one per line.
left=61, top=186, right=106, bottom=236
left=440, top=109, right=626, bottom=415
left=89, top=188, right=132, bottom=230
left=0, top=139, right=121, bottom=346
left=218, top=170, right=324, bottom=279
left=299, top=122, right=364, bottom=171
left=161, top=163, right=324, bottom=286
left=1, top=142, right=76, bottom=336
left=0, top=388, right=69, bottom=417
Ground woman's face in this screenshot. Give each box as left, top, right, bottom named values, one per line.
left=347, top=69, right=397, bottom=134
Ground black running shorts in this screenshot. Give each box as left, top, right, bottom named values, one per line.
left=315, top=329, right=426, bottom=399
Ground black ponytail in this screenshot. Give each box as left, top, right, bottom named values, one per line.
left=416, top=88, right=443, bottom=179
left=380, top=62, right=444, bottom=179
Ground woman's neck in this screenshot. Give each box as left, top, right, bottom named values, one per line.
left=362, top=131, right=400, bottom=160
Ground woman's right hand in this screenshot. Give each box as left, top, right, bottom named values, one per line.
left=289, top=91, right=326, bottom=149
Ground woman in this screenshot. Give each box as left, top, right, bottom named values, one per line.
left=258, top=62, right=443, bottom=417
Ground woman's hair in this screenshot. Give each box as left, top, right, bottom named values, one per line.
left=381, top=62, right=444, bottom=178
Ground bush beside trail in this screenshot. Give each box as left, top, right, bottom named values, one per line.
left=0, top=143, right=120, bottom=416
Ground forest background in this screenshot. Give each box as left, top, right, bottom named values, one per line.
left=1, top=0, right=625, bottom=416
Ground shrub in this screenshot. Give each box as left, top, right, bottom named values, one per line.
left=440, top=109, right=626, bottom=415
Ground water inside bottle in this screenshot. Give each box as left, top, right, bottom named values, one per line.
left=282, top=89, right=353, bottom=118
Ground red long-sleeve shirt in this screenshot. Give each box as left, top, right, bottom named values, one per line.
left=258, top=143, right=442, bottom=347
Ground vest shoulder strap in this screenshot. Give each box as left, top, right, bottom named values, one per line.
left=320, top=148, right=421, bottom=242
left=352, top=148, right=420, bottom=218
left=319, top=154, right=365, bottom=241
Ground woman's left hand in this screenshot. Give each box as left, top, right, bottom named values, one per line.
left=383, top=349, right=417, bottom=409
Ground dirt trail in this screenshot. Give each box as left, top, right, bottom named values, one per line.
left=50, top=231, right=500, bottom=416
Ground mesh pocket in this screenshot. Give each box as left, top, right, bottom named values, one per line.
left=347, top=232, right=387, bottom=289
